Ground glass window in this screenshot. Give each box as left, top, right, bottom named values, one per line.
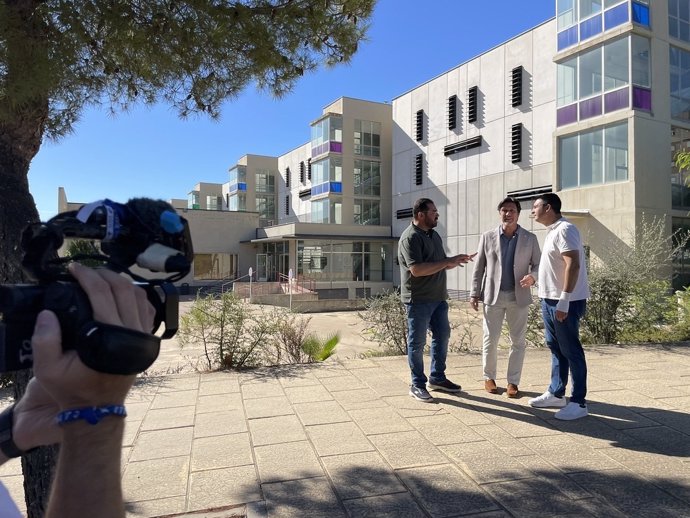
left=579, top=46, right=602, bottom=98
left=354, top=160, right=381, bottom=196
left=580, top=128, right=604, bottom=185
left=188, top=191, right=199, bottom=209
left=228, top=192, right=246, bottom=211
left=311, top=198, right=342, bottom=224
left=311, top=115, right=343, bottom=156
left=604, top=37, right=628, bottom=90
left=580, top=0, right=602, bottom=18
left=354, top=199, right=380, bottom=225
left=668, top=0, right=690, bottom=41
left=631, top=36, right=651, bottom=87
left=558, top=0, right=578, bottom=29
left=228, top=165, right=246, bottom=185
left=671, top=46, right=690, bottom=120
left=354, top=120, right=381, bottom=157
left=672, top=126, right=690, bottom=210
left=604, top=0, right=625, bottom=7
left=632, top=0, right=651, bottom=26
left=557, top=58, right=578, bottom=106
left=255, top=170, right=275, bottom=193
left=605, top=123, right=628, bottom=182
left=311, top=157, right=342, bottom=185
left=256, top=194, right=276, bottom=222
left=206, top=195, right=222, bottom=210
left=330, top=117, right=343, bottom=143
left=560, top=135, right=579, bottom=189
left=559, top=121, right=628, bottom=188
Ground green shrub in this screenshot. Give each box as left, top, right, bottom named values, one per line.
left=448, top=301, right=482, bottom=352
left=358, top=291, right=408, bottom=355
left=581, top=215, right=690, bottom=344
left=179, top=294, right=340, bottom=370
left=178, top=292, right=272, bottom=370
left=302, top=332, right=340, bottom=362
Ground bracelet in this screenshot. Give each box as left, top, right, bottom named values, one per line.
left=57, top=405, right=127, bottom=426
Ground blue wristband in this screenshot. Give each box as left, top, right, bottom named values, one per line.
left=57, top=405, right=127, bottom=426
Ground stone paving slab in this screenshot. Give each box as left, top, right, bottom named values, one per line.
left=4, top=343, right=690, bottom=517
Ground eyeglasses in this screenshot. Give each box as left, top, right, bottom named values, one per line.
left=423, top=209, right=439, bottom=214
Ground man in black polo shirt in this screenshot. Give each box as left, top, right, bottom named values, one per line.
left=398, top=198, right=476, bottom=402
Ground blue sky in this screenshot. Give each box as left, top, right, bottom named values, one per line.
left=28, top=0, right=554, bottom=220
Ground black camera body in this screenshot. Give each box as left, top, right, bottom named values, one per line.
left=0, top=198, right=194, bottom=375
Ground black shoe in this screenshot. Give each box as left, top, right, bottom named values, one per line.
left=426, top=379, right=461, bottom=393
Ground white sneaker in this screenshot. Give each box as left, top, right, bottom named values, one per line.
left=528, top=391, right=567, bottom=408
left=555, top=402, right=588, bottom=420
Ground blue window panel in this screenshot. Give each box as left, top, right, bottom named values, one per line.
left=312, top=183, right=327, bottom=196
left=557, top=26, right=579, bottom=50
left=604, top=2, right=629, bottom=30
left=238, top=182, right=247, bottom=192
left=632, top=2, right=650, bottom=26
left=329, top=182, right=343, bottom=193
left=580, top=14, right=603, bottom=41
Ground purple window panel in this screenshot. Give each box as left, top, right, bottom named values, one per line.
left=580, top=14, right=603, bottom=41
left=557, top=26, right=578, bottom=51
left=604, top=3, right=628, bottom=30
left=604, top=88, right=629, bottom=113
left=632, top=86, right=652, bottom=110
left=579, top=96, right=603, bottom=120
left=557, top=104, right=578, bottom=126
left=330, top=141, right=343, bottom=153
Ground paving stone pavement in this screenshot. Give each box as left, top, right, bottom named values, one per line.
left=2, top=343, right=690, bottom=517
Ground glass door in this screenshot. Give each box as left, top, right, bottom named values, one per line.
left=257, top=254, right=269, bottom=281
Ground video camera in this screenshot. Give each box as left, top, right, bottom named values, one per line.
left=0, top=198, right=194, bottom=375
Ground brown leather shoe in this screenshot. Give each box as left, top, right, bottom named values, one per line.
left=484, top=379, right=498, bottom=394
left=506, top=383, right=519, bottom=398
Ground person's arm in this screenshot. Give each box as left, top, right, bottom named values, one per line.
left=469, top=235, right=487, bottom=311
left=555, top=250, right=580, bottom=322
left=409, top=253, right=475, bottom=277
left=31, top=263, right=154, bottom=518
left=519, top=235, right=541, bottom=288
left=0, top=378, right=62, bottom=468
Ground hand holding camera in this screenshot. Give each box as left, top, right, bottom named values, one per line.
left=0, top=197, right=193, bottom=375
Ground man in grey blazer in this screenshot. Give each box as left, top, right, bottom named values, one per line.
left=470, top=196, right=541, bottom=398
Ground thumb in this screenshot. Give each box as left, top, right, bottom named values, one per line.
left=31, top=310, right=62, bottom=367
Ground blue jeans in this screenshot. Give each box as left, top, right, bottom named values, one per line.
left=541, top=299, right=588, bottom=405
left=405, top=300, right=450, bottom=388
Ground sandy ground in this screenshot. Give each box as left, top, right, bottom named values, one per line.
left=149, top=300, right=487, bottom=375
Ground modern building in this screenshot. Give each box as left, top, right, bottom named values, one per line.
left=263, top=97, right=395, bottom=298
left=393, top=0, right=690, bottom=291
left=59, top=1, right=690, bottom=296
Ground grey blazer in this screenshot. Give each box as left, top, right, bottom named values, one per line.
left=470, top=225, right=541, bottom=307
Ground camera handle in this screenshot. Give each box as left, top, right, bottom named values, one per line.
left=76, top=320, right=160, bottom=375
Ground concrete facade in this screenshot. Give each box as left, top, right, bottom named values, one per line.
left=392, top=20, right=557, bottom=293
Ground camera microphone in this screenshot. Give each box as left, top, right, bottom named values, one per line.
left=75, top=197, right=193, bottom=274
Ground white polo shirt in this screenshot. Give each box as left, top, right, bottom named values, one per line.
left=537, top=218, right=590, bottom=301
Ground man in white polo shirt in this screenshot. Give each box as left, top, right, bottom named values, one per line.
left=528, top=193, right=590, bottom=420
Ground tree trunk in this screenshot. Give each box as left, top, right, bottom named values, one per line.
left=1, top=3, right=56, bottom=515
left=0, top=112, right=57, bottom=516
